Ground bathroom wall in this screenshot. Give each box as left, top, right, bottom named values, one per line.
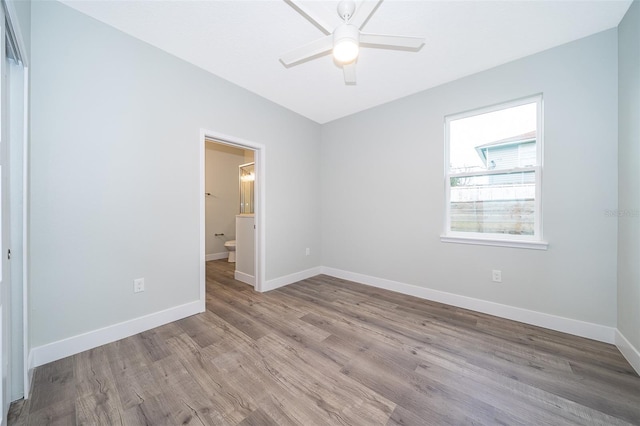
left=205, top=143, right=247, bottom=260
left=321, top=29, right=618, bottom=334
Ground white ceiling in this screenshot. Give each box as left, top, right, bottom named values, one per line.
left=60, top=0, right=632, bottom=124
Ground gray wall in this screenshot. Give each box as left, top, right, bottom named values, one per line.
left=321, top=30, right=619, bottom=327
left=29, top=1, right=322, bottom=347
left=618, top=0, right=640, bottom=352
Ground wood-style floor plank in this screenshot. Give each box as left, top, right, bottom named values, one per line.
left=9, top=260, right=640, bottom=425
left=73, top=346, right=124, bottom=425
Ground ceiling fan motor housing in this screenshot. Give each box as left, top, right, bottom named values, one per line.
left=334, top=23, right=359, bottom=44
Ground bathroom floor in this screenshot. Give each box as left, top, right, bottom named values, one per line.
left=9, top=260, right=640, bottom=425
left=206, top=256, right=236, bottom=283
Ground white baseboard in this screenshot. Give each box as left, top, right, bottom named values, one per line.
left=262, top=267, right=322, bottom=292
left=206, top=252, right=228, bottom=261
left=25, top=266, right=630, bottom=377
left=235, top=271, right=255, bottom=287
left=615, top=329, right=640, bottom=375
left=321, top=267, right=616, bottom=344
left=29, top=300, right=203, bottom=368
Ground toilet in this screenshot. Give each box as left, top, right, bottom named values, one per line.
left=224, top=240, right=236, bottom=262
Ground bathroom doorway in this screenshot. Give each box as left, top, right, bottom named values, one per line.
left=199, top=130, right=265, bottom=302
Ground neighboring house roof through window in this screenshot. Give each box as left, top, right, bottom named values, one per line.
left=475, top=130, right=537, bottom=166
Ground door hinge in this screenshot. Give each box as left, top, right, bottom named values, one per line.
left=7, top=249, right=10, bottom=260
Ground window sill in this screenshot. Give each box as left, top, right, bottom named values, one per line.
left=440, top=235, right=548, bottom=250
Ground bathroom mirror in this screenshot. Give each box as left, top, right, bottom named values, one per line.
left=239, top=162, right=255, bottom=214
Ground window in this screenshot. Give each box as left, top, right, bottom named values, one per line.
left=442, top=95, right=547, bottom=249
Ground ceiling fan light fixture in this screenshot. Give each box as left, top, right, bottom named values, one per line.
left=333, top=24, right=359, bottom=64
left=333, top=39, right=359, bottom=63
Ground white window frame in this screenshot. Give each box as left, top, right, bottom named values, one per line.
left=441, top=95, right=548, bottom=250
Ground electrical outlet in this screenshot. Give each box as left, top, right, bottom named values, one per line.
left=134, top=278, right=145, bottom=293
left=305, top=247, right=311, bottom=256
left=492, top=270, right=502, bottom=283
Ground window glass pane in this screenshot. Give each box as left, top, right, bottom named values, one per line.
left=449, top=103, right=537, bottom=173
left=450, top=171, right=535, bottom=235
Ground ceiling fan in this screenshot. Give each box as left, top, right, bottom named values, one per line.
left=280, top=0, right=425, bottom=85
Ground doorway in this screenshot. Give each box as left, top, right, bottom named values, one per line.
left=199, top=130, right=265, bottom=307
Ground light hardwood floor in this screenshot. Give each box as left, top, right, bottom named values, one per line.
left=8, top=259, right=640, bottom=425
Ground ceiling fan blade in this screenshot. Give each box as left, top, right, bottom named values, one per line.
left=284, top=0, right=335, bottom=35
left=360, top=33, right=425, bottom=50
left=280, top=35, right=333, bottom=66
left=343, top=62, right=356, bottom=84
left=351, top=0, right=383, bottom=29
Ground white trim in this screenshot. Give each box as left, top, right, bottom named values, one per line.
left=200, top=129, right=266, bottom=296
left=206, top=252, right=229, bottom=261
left=199, top=133, right=206, bottom=313
left=446, top=94, right=544, bottom=122
left=21, top=66, right=29, bottom=398
left=321, top=267, right=615, bottom=344
left=234, top=271, right=255, bottom=287
left=25, top=350, right=33, bottom=398
left=29, top=301, right=202, bottom=368
left=6, top=58, right=25, bottom=403
left=262, top=267, right=322, bottom=292
left=444, top=94, right=544, bottom=243
left=450, top=166, right=536, bottom=179
left=440, top=235, right=548, bottom=250
left=536, top=96, right=544, bottom=238
left=615, top=329, right=640, bottom=375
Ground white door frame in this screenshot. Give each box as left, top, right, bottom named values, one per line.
left=3, top=0, right=30, bottom=403
left=0, top=6, right=9, bottom=417
left=199, top=129, right=266, bottom=304
left=7, top=58, right=26, bottom=403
